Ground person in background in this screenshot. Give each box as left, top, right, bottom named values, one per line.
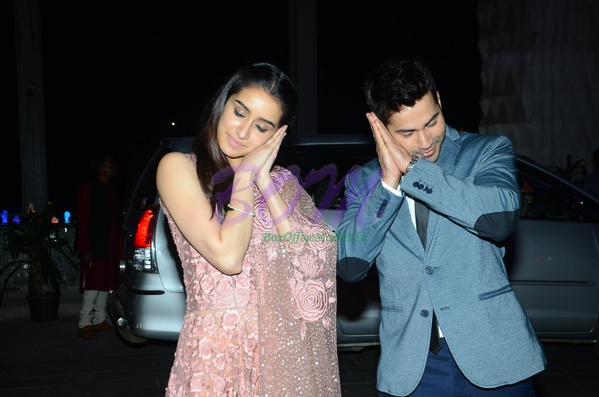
left=76, top=155, right=121, bottom=340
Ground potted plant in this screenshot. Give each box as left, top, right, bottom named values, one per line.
left=0, top=203, right=78, bottom=321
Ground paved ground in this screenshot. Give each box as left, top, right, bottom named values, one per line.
left=1, top=288, right=598, bottom=396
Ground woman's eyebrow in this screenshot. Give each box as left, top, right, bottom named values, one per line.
left=234, top=99, right=250, bottom=112
left=235, top=99, right=276, bottom=127
left=258, top=118, right=275, bottom=128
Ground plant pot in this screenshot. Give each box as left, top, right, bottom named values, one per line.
left=27, top=293, right=59, bottom=321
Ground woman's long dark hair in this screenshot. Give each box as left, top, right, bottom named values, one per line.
left=192, top=62, right=298, bottom=218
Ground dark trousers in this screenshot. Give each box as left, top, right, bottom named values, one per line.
left=378, top=339, right=536, bottom=397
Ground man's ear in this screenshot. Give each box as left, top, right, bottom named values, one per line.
left=436, top=91, right=442, bottom=109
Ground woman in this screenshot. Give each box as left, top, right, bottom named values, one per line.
left=157, top=63, right=340, bottom=396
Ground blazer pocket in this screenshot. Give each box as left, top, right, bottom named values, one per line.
left=478, top=284, right=513, bottom=301
left=381, top=305, right=403, bottom=313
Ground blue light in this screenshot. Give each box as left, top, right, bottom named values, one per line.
left=63, top=210, right=71, bottom=224
left=12, top=215, right=21, bottom=225
left=1, top=210, right=7, bottom=225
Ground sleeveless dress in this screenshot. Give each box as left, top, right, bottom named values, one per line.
left=162, top=165, right=341, bottom=397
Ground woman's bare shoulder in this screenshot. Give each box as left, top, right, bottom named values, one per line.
left=157, top=152, right=197, bottom=187
left=158, top=152, right=195, bottom=173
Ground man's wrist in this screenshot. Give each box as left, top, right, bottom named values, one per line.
left=382, top=174, right=400, bottom=189
left=381, top=180, right=402, bottom=197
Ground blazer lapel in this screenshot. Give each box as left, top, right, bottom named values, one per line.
left=436, top=126, right=460, bottom=172
left=372, top=160, right=424, bottom=257
left=391, top=200, right=424, bottom=257
left=425, top=126, right=461, bottom=252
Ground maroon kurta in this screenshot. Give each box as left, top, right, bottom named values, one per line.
left=75, top=182, right=121, bottom=291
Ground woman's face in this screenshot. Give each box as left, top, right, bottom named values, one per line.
left=217, top=86, right=283, bottom=167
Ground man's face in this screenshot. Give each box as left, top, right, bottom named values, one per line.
left=386, top=91, right=446, bottom=163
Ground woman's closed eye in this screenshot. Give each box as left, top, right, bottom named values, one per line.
left=256, top=124, right=269, bottom=133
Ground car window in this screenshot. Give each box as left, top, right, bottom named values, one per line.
left=276, top=143, right=376, bottom=209
left=130, top=145, right=170, bottom=211
left=518, top=161, right=599, bottom=223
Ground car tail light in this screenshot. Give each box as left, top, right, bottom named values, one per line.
left=132, top=207, right=158, bottom=272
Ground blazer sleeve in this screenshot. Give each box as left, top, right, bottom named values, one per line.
left=336, top=166, right=404, bottom=282
left=401, top=135, right=520, bottom=243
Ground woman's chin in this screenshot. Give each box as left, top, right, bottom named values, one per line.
left=221, top=150, right=244, bottom=167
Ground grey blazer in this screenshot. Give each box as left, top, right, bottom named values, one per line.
left=336, top=126, right=546, bottom=396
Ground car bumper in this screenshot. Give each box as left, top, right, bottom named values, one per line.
left=108, top=282, right=186, bottom=341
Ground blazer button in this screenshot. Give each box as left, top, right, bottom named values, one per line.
left=420, top=309, right=429, bottom=317
left=412, top=182, right=419, bottom=188
left=425, top=266, right=433, bottom=274
left=376, top=199, right=388, bottom=218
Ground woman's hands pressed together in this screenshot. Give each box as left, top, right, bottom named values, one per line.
left=238, top=125, right=292, bottom=235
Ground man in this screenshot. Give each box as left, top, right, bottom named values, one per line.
left=76, top=155, right=121, bottom=339
left=336, top=58, right=545, bottom=396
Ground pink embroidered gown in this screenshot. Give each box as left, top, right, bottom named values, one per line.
left=162, top=166, right=341, bottom=396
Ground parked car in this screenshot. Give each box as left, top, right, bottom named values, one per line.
left=108, top=135, right=599, bottom=348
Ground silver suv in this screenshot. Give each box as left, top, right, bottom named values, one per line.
left=109, top=136, right=599, bottom=347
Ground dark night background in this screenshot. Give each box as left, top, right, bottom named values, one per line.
left=3, top=1, right=480, bottom=212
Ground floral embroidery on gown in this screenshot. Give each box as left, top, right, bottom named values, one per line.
left=162, top=163, right=340, bottom=397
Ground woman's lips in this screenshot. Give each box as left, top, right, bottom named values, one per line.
left=228, top=134, right=245, bottom=149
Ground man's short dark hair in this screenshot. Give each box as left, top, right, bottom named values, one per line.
left=364, top=57, right=438, bottom=124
